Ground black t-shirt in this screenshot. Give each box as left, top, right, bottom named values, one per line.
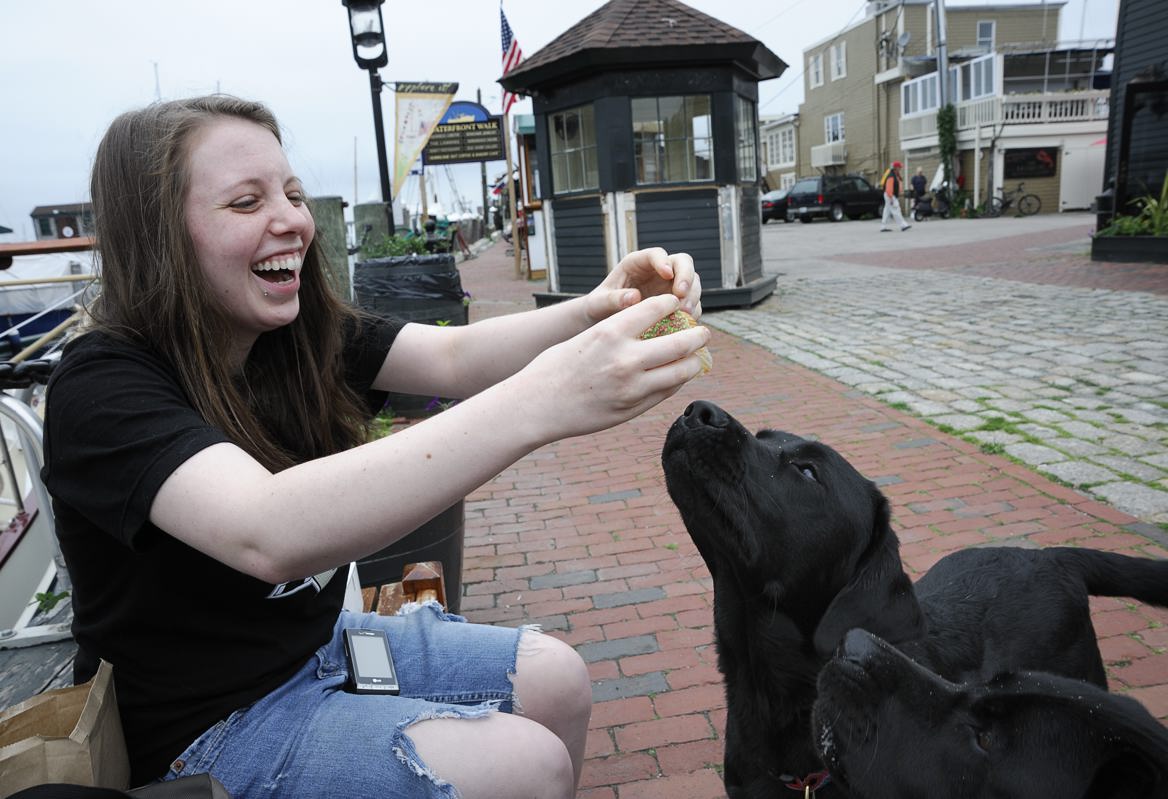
left=41, top=317, right=401, bottom=785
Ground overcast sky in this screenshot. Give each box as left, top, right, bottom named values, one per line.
left=0, top=0, right=1118, bottom=241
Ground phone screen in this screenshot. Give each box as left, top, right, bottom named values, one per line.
left=351, top=632, right=395, bottom=678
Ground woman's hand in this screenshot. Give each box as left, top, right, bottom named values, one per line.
left=583, top=247, right=702, bottom=325
left=517, top=293, right=710, bottom=442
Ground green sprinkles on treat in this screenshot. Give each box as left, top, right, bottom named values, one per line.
left=640, top=310, right=712, bottom=374
left=641, top=310, right=698, bottom=340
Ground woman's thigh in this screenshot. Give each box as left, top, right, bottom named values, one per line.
left=166, top=606, right=527, bottom=798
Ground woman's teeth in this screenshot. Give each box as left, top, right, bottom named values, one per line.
left=252, top=254, right=302, bottom=274
left=252, top=254, right=302, bottom=285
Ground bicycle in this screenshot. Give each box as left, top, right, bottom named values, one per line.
left=985, top=182, right=1042, bottom=217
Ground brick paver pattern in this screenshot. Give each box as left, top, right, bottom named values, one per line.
left=420, top=235, right=1168, bottom=798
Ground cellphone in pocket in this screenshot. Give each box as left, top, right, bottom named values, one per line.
left=343, top=628, right=400, bottom=694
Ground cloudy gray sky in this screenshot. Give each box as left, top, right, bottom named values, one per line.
left=0, top=0, right=1118, bottom=241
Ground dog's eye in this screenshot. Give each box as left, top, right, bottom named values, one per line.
left=793, top=463, right=818, bottom=482
left=974, top=729, right=993, bottom=752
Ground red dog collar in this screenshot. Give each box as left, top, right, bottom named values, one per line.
left=782, top=769, right=832, bottom=793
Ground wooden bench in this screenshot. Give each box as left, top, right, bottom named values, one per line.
left=360, top=561, right=447, bottom=615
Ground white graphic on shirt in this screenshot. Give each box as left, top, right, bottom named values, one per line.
left=266, top=567, right=338, bottom=600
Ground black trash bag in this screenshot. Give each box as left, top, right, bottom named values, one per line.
left=351, top=253, right=468, bottom=416
left=353, top=254, right=464, bottom=304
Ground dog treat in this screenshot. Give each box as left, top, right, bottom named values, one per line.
left=641, top=309, right=712, bottom=374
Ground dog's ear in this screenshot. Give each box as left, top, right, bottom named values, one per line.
left=812, top=493, right=926, bottom=658
left=1085, top=751, right=1166, bottom=798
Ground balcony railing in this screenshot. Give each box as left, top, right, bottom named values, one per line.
left=900, top=89, right=1110, bottom=142
left=810, top=140, right=847, bottom=168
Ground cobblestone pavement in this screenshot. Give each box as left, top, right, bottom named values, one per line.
left=710, top=214, right=1168, bottom=530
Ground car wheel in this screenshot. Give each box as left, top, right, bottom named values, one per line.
left=830, top=203, right=846, bottom=222
left=762, top=216, right=770, bottom=225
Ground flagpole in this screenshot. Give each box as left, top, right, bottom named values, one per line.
left=503, top=110, right=522, bottom=278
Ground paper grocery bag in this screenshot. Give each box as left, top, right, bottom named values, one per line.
left=0, top=660, right=130, bottom=797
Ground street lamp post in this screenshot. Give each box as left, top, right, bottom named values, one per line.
left=343, top=0, right=392, bottom=204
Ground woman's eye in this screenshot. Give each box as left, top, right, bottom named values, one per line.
left=287, top=193, right=305, bottom=206
left=229, top=197, right=258, bottom=210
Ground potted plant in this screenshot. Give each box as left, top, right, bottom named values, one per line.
left=350, top=234, right=471, bottom=610
left=353, top=232, right=471, bottom=415
left=1091, top=174, right=1168, bottom=263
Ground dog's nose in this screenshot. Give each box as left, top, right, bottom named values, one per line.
left=840, top=628, right=881, bottom=666
left=682, top=400, right=728, bottom=429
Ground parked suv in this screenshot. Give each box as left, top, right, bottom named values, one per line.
left=786, top=174, right=884, bottom=223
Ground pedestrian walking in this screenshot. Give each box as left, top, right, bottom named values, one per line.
left=880, top=161, right=911, bottom=232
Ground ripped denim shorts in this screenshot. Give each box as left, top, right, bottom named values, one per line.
left=162, top=605, right=525, bottom=798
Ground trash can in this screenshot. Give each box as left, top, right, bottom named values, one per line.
left=352, top=253, right=468, bottom=326
left=357, top=500, right=465, bottom=614
left=353, top=253, right=468, bottom=415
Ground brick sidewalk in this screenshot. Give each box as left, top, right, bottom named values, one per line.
left=451, top=240, right=1168, bottom=798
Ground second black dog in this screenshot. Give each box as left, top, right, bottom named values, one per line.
left=813, top=628, right=1168, bottom=798
left=662, top=400, right=1168, bottom=798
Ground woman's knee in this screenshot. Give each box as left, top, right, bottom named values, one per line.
left=408, top=713, right=574, bottom=799
left=512, top=631, right=591, bottom=723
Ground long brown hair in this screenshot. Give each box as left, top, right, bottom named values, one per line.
left=88, top=95, right=372, bottom=471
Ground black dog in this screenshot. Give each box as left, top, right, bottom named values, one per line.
left=813, top=628, right=1168, bottom=798
left=661, top=401, right=1168, bottom=798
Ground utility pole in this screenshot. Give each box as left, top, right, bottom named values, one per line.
left=478, top=88, right=490, bottom=236
left=934, top=0, right=949, bottom=108
left=934, top=0, right=954, bottom=191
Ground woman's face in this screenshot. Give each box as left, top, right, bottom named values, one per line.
left=184, top=116, right=314, bottom=359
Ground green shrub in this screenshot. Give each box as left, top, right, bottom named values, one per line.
left=363, top=234, right=427, bottom=258
left=1098, top=173, right=1168, bottom=237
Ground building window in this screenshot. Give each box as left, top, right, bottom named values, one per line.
left=735, top=96, right=757, bottom=182
left=830, top=41, right=847, bottom=81
left=824, top=112, right=845, bottom=143
left=809, top=53, right=824, bottom=89
left=548, top=104, right=598, bottom=194
left=632, top=95, right=714, bottom=185
left=901, top=72, right=941, bottom=116
left=780, top=171, right=796, bottom=190
left=781, top=128, right=795, bottom=165
left=766, top=127, right=796, bottom=169
left=976, top=21, right=995, bottom=52
left=37, top=217, right=53, bottom=237
left=955, top=53, right=996, bottom=102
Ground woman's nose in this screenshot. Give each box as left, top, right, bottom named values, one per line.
left=269, top=197, right=312, bottom=238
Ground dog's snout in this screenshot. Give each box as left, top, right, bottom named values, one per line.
left=682, top=400, right=729, bottom=429
left=841, top=628, right=881, bottom=666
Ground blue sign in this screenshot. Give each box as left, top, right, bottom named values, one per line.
left=438, top=101, right=493, bottom=125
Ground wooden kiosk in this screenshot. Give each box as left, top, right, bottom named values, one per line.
left=498, top=0, right=786, bottom=308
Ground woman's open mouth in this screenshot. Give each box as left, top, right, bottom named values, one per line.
left=251, top=253, right=302, bottom=286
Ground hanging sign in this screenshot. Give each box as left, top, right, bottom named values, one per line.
left=392, top=81, right=458, bottom=198
left=423, top=101, right=504, bottom=165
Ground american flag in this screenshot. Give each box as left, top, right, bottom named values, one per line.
left=500, top=7, right=523, bottom=115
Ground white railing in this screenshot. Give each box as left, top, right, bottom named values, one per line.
left=1001, top=90, right=1109, bottom=123
left=956, top=96, right=999, bottom=128
left=901, top=89, right=1110, bottom=142
left=900, top=114, right=937, bottom=140
left=810, top=140, right=847, bottom=168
